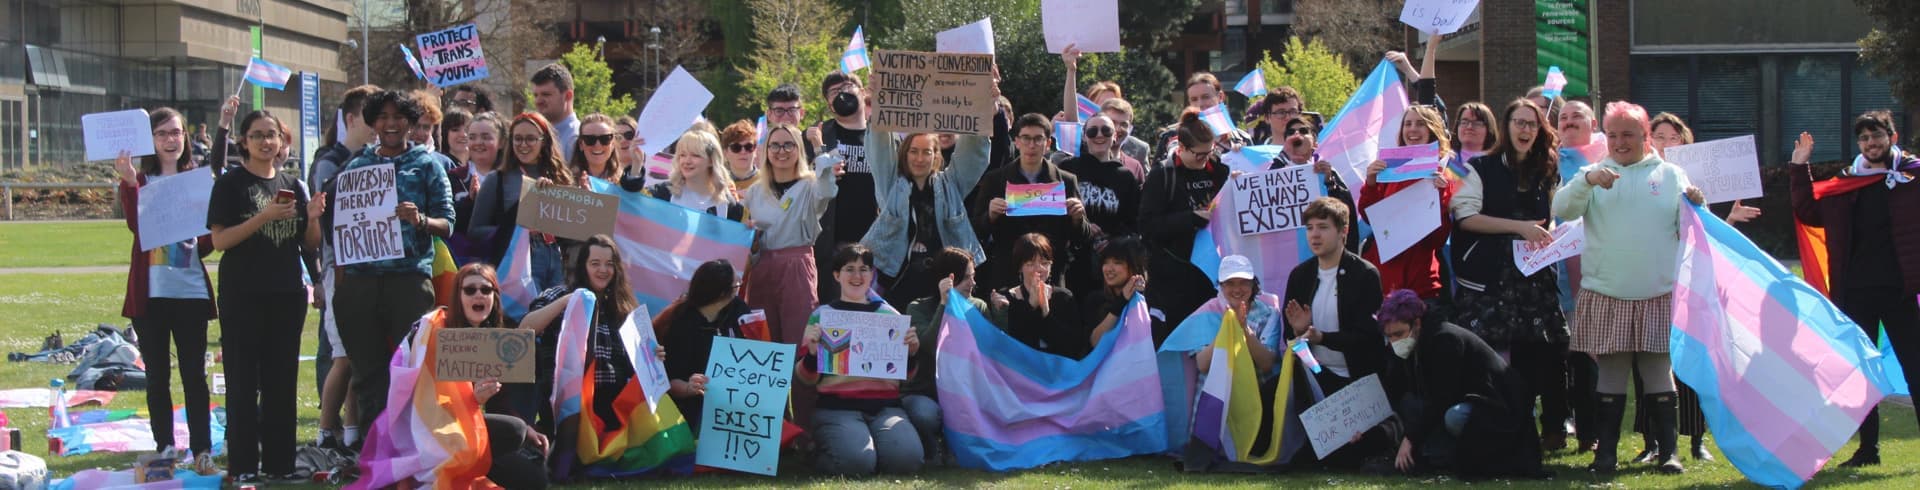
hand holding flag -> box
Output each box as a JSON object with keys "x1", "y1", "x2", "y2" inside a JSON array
[{"x1": 241, "y1": 57, "x2": 293, "y2": 92}]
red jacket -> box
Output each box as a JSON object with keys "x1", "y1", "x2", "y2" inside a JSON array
[
  {"x1": 1790, "y1": 157, "x2": 1920, "y2": 304},
  {"x1": 1358, "y1": 178, "x2": 1455, "y2": 299},
  {"x1": 119, "y1": 175, "x2": 218, "y2": 320}
]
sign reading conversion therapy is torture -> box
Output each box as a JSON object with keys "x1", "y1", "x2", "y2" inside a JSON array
[{"x1": 869, "y1": 50, "x2": 996, "y2": 136}]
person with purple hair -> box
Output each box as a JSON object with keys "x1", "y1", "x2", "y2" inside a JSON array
[{"x1": 1377, "y1": 289, "x2": 1545, "y2": 479}]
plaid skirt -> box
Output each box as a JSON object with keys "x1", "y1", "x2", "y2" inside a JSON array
[{"x1": 1571, "y1": 290, "x2": 1673, "y2": 354}]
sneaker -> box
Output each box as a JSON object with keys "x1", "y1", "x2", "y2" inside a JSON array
[
  {"x1": 231, "y1": 472, "x2": 262, "y2": 485},
  {"x1": 268, "y1": 469, "x2": 314, "y2": 484},
  {"x1": 191, "y1": 452, "x2": 217, "y2": 476}
]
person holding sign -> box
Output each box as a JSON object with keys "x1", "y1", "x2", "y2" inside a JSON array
[
  {"x1": 520, "y1": 235, "x2": 660, "y2": 446},
  {"x1": 1651, "y1": 113, "x2": 1760, "y2": 225},
  {"x1": 331, "y1": 90, "x2": 458, "y2": 441},
  {"x1": 206, "y1": 109, "x2": 327, "y2": 484},
  {"x1": 972, "y1": 114, "x2": 1092, "y2": 292},
  {"x1": 115, "y1": 107, "x2": 218, "y2": 474},
  {"x1": 657, "y1": 259, "x2": 756, "y2": 428},
  {"x1": 1552, "y1": 101, "x2": 1707, "y2": 475},
  {"x1": 1281, "y1": 197, "x2": 1393, "y2": 469},
  {"x1": 741, "y1": 123, "x2": 838, "y2": 351},
  {"x1": 569, "y1": 114, "x2": 626, "y2": 183},
  {"x1": 1138, "y1": 109, "x2": 1232, "y2": 330},
  {"x1": 470, "y1": 113, "x2": 575, "y2": 289},
  {"x1": 1375, "y1": 290, "x2": 1545, "y2": 478},
  {"x1": 797, "y1": 244, "x2": 925, "y2": 475},
  {"x1": 1360, "y1": 106, "x2": 1456, "y2": 301},
  {"x1": 633, "y1": 130, "x2": 744, "y2": 221},
  {"x1": 989, "y1": 234, "x2": 1090, "y2": 360},
  {"x1": 1268, "y1": 115, "x2": 1363, "y2": 253},
  {"x1": 863, "y1": 97, "x2": 995, "y2": 307}
]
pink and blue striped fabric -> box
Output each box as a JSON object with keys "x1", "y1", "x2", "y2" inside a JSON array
[
  {"x1": 399, "y1": 44, "x2": 427, "y2": 81},
  {"x1": 550, "y1": 289, "x2": 596, "y2": 442},
  {"x1": 1315, "y1": 60, "x2": 1408, "y2": 202},
  {"x1": 1075, "y1": 93, "x2": 1101, "y2": 121},
  {"x1": 52, "y1": 469, "x2": 224, "y2": 490},
  {"x1": 497, "y1": 226, "x2": 539, "y2": 321},
  {"x1": 1191, "y1": 188, "x2": 1316, "y2": 289},
  {"x1": 242, "y1": 57, "x2": 292, "y2": 90},
  {"x1": 588, "y1": 179, "x2": 756, "y2": 314},
  {"x1": 1233, "y1": 68, "x2": 1268, "y2": 98},
  {"x1": 1672, "y1": 205, "x2": 1895, "y2": 489},
  {"x1": 840, "y1": 26, "x2": 869, "y2": 73},
  {"x1": 936, "y1": 289, "x2": 1168, "y2": 471}
]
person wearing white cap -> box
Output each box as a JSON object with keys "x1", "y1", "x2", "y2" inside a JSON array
[{"x1": 1193, "y1": 254, "x2": 1284, "y2": 377}]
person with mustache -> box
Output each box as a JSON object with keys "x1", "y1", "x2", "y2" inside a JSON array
[
  {"x1": 1551, "y1": 99, "x2": 1600, "y2": 455},
  {"x1": 1790, "y1": 110, "x2": 1920, "y2": 468},
  {"x1": 1267, "y1": 115, "x2": 1362, "y2": 253}
]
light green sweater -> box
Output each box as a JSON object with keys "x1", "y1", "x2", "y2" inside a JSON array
[{"x1": 1551, "y1": 154, "x2": 1693, "y2": 300}]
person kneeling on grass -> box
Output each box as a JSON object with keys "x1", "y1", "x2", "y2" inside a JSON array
[
  {"x1": 798, "y1": 244, "x2": 926, "y2": 475},
  {"x1": 1377, "y1": 289, "x2": 1546, "y2": 480}
]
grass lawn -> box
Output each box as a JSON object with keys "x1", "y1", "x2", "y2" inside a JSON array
[
  {"x1": 0, "y1": 221, "x2": 136, "y2": 268},
  {"x1": 1, "y1": 272, "x2": 1915, "y2": 488}
]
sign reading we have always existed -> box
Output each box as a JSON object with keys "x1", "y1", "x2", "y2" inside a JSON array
[
  {"x1": 515, "y1": 184, "x2": 617, "y2": 241},
  {"x1": 696, "y1": 337, "x2": 796, "y2": 476},
  {"x1": 816, "y1": 310, "x2": 911, "y2": 380},
  {"x1": 434, "y1": 328, "x2": 534, "y2": 383},
  {"x1": 1230, "y1": 165, "x2": 1325, "y2": 236},
  {"x1": 869, "y1": 50, "x2": 996, "y2": 136},
  {"x1": 333, "y1": 165, "x2": 405, "y2": 266}
]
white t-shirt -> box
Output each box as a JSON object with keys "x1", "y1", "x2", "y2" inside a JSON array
[
  {"x1": 672, "y1": 186, "x2": 720, "y2": 215},
  {"x1": 1310, "y1": 266, "x2": 1349, "y2": 378}
]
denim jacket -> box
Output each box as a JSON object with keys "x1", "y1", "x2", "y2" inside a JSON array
[
  {"x1": 860, "y1": 130, "x2": 991, "y2": 276},
  {"x1": 334, "y1": 144, "x2": 454, "y2": 277}
]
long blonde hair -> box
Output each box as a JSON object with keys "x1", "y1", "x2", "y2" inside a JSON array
[
  {"x1": 669, "y1": 130, "x2": 736, "y2": 202},
  {"x1": 1399, "y1": 105, "x2": 1454, "y2": 161},
  {"x1": 755, "y1": 123, "x2": 816, "y2": 191}
]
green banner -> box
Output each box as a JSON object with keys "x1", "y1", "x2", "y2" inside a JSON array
[
  {"x1": 1536, "y1": 0, "x2": 1590, "y2": 98},
  {"x1": 250, "y1": 26, "x2": 264, "y2": 110}
]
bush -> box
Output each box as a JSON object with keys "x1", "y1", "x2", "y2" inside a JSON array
[{"x1": 1256, "y1": 37, "x2": 1361, "y2": 117}]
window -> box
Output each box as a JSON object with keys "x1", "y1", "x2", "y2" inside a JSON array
[
  {"x1": 1852, "y1": 62, "x2": 1905, "y2": 161},
  {"x1": 1781, "y1": 56, "x2": 1844, "y2": 163},
  {"x1": 1631, "y1": 56, "x2": 1689, "y2": 122},
  {"x1": 1694, "y1": 56, "x2": 1760, "y2": 144}
]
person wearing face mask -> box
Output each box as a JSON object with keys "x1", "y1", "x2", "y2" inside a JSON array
[
  {"x1": 815, "y1": 71, "x2": 878, "y2": 303},
  {"x1": 1553, "y1": 101, "x2": 1708, "y2": 475},
  {"x1": 1790, "y1": 110, "x2": 1920, "y2": 469},
  {"x1": 1154, "y1": 73, "x2": 1251, "y2": 168},
  {"x1": 864, "y1": 120, "x2": 992, "y2": 307},
  {"x1": 1269, "y1": 116, "x2": 1363, "y2": 253},
  {"x1": 1377, "y1": 289, "x2": 1544, "y2": 478}
]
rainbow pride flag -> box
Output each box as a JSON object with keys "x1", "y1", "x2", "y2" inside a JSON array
[
  {"x1": 1673, "y1": 205, "x2": 1895, "y2": 489},
  {"x1": 936, "y1": 290, "x2": 1167, "y2": 471},
  {"x1": 350, "y1": 309, "x2": 495, "y2": 490},
  {"x1": 549, "y1": 290, "x2": 696, "y2": 480},
  {"x1": 1315, "y1": 60, "x2": 1408, "y2": 202},
  {"x1": 429, "y1": 237, "x2": 458, "y2": 308}
]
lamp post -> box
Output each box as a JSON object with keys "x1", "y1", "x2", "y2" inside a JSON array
[
  {"x1": 359, "y1": 0, "x2": 369, "y2": 85},
  {"x1": 646, "y1": 26, "x2": 662, "y2": 94}
]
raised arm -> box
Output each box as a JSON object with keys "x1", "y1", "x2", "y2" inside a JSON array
[{"x1": 1061, "y1": 44, "x2": 1082, "y2": 123}]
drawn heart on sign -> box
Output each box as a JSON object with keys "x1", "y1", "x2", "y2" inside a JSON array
[
  {"x1": 740, "y1": 438, "x2": 761, "y2": 458},
  {"x1": 821, "y1": 327, "x2": 853, "y2": 353},
  {"x1": 495, "y1": 332, "x2": 529, "y2": 365}
]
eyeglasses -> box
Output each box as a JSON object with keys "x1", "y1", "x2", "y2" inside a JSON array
[
  {"x1": 1084, "y1": 126, "x2": 1114, "y2": 138},
  {"x1": 152, "y1": 129, "x2": 185, "y2": 139},
  {"x1": 620, "y1": 131, "x2": 636, "y2": 141},
  {"x1": 1459, "y1": 120, "x2": 1488, "y2": 129},
  {"x1": 729, "y1": 143, "x2": 757, "y2": 153},
  {"x1": 1510, "y1": 120, "x2": 1541, "y2": 130},
  {"x1": 511, "y1": 135, "x2": 545, "y2": 146},
  {"x1": 462, "y1": 285, "x2": 496, "y2": 296},
  {"x1": 767, "y1": 141, "x2": 798, "y2": 153},
  {"x1": 449, "y1": 99, "x2": 477, "y2": 108},
  {"x1": 579, "y1": 134, "x2": 615, "y2": 146},
  {"x1": 245, "y1": 131, "x2": 282, "y2": 142},
  {"x1": 769, "y1": 107, "x2": 801, "y2": 116},
  {"x1": 1016, "y1": 135, "x2": 1049, "y2": 144},
  {"x1": 1284, "y1": 127, "x2": 1313, "y2": 137},
  {"x1": 1184, "y1": 146, "x2": 1216, "y2": 159},
  {"x1": 1270, "y1": 108, "x2": 1303, "y2": 119}
]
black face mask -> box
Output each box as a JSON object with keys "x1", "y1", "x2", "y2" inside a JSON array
[{"x1": 831, "y1": 92, "x2": 861, "y2": 118}]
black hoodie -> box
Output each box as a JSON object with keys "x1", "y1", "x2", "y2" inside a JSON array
[
  {"x1": 1138, "y1": 154, "x2": 1229, "y2": 258},
  {"x1": 1058, "y1": 154, "x2": 1142, "y2": 241}
]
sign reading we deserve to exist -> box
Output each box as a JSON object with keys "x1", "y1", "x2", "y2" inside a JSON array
[
  {"x1": 869, "y1": 50, "x2": 996, "y2": 136},
  {"x1": 414, "y1": 23, "x2": 489, "y2": 87},
  {"x1": 696, "y1": 337, "x2": 796, "y2": 476}
]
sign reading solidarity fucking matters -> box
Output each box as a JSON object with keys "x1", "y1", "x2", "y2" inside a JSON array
[
  {"x1": 434, "y1": 328, "x2": 534, "y2": 383},
  {"x1": 414, "y1": 23, "x2": 489, "y2": 87},
  {"x1": 1230, "y1": 165, "x2": 1325, "y2": 236},
  {"x1": 696, "y1": 337, "x2": 795, "y2": 476},
  {"x1": 515, "y1": 184, "x2": 617, "y2": 241},
  {"x1": 332, "y1": 165, "x2": 405, "y2": 266},
  {"x1": 869, "y1": 50, "x2": 996, "y2": 136}
]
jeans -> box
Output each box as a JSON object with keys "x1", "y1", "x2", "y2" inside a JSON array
[
  {"x1": 902, "y1": 395, "x2": 943, "y2": 458},
  {"x1": 813, "y1": 407, "x2": 923, "y2": 475}
]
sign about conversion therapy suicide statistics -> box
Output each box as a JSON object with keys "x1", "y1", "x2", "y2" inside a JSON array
[
  {"x1": 415, "y1": 23, "x2": 488, "y2": 87},
  {"x1": 869, "y1": 50, "x2": 996, "y2": 136},
  {"x1": 696, "y1": 337, "x2": 795, "y2": 476},
  {"x1": 1230, "y1": 165, "x2": 1325, "y2": 236}
]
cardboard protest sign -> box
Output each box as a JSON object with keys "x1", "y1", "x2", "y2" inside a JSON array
[
  {"x1": 1300, "y1": 374, "x2": 1394, "y2": 459},
  {"x1": 1400, "y1": 0, "x2": 1480, "y2": 34},
  {"x1": 414, "y1": 23, "x2": 489, "y2": 87},
  {"x1": 81, "y1": 109, "x2": 155, "y2": 161},
  {"x1": 1230, "y1": 165, "x2": 1325, "y2": 236},
  {"x1": 1006, "y1": 182, "x2": 1068, "y2": 217},
  {"x1": 136, "y1": 167, "x2": 214, "y2": 251},
  {"x1": 515, "y1": 184, "x2": 617, "y2": 241},
  {"x1": 869, "y1": 50, "x2": 996, "y2": 136},
  {"x1": 433, "y1": 328, "x2": 534, "y2": 383},
  {"x1": 332, "y1": 165, "x2": 405, "y2": 266},
  {"x1": 816, "y1": 310, "x2": 911, "y2": 380},
  {"x1": 1662, "y1": 135, "x2": 1762, "y2": 204},
  {"x1": 1515, "y1": 218, "x2": 1585, "y2": 276},
  {"x1": 1364, "y1": 183, "x2": 1442, "y2": 262},
  {"x1": 617, "y1": 305, "x2": 671, "y2": 411},
  {"x1": 696, "y1": 337, "x2": 796, "y2": 475}
]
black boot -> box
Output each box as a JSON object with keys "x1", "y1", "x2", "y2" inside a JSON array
[
  {"x1": 1691, "y1": 436, "x2": 1713, "y2": 462},
  {"x1": 1650, "y1": 392, "x2": 1685, "y2": 474},
  {"x1": 1588, "y1": 394, "x2": 1625, "y2": 474},
  {"x1": 1632, "y1": 432, "x2": 1658, "y2": 464},
  {"x1": 1841, "y1": 406, "x2": 1882, "y2": 467}
]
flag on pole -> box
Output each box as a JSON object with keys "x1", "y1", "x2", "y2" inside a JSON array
[
  {"x1": 1234, "y1": 68, "x2": 1268, "y2": 98},
  {"x1": 1200, "y1": 103, "x2": 1235, "y2": 137},
  {"x1": 242, "y1": 57, "x2": 293, "y2": 90},
  {"x1": 1542, "y1": 66, "x2": 1568, "y2": 99},
  {"x1": 840, "y1": 26, "x2": 870, "y2": 73},
  {"x1": 399, "y1": 44, "x2": 428, "y2": 80},
  {"x1": 1075, "y1": 93, "x2": 1101, "y2": 121}
]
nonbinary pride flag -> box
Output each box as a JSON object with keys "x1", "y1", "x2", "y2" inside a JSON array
[
  {"x1": 1316, "y1": 60, "x2": 1409, "y2": 203},
  {"x1": 937, "y1": 290, "x2": 1168, "y2": 471},
  {"x1": 1672, "y1": 205, "x2": 1893, "y2": 489},
  {"x1": 1234, "y1": 68, "x2": 1268, "y2": 98},
  {"x1": 841, "y1": 26, "x2": 870, "y2": 73},
  {"x1": 242, "y1": 57, "x2": 293, "y2": 90}
]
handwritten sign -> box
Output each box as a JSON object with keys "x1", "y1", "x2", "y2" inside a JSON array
[
  {"x1": 1375, "y1": 143, "x2": 1442, "y2": 183},
  {"x1": 332, "y1": 165, "x2": 405, "y2": 266},
  {"x1": 869, "y1": 50, "x2": 996, "y2": 136},
  {"x1": 696, "y1": 337, "x2": 795, "y2": 476},
  {"x1": 1662, "y1": 135, "x2": 1762, "y2": 204},
  {"x1": 81, "y1": 109, "x2": 156, "y2": 161},
  {"x1": 816, "y1": 310, "x2": 911, "y2": 380},
  {"x1": 1514, "y1": 218, "x2": 1584, "y2": 276},
  {"x1": 1041, "y1": 0, "x2": 1122, "y2": 52},
  {"x1": 1300, "y1": 374, "x2": 1394, "y2": 459},
  {"x1": 1230, "y1": 166, "x2": 1325, "y2": 236},
  {"x1": 1364, "y1": 183, "x2": 1442, "y2": 262},
  {"x1": 433, "y1": 328, "x2": 534, "y2": 383},
  {"x1": 635, "y1": 67, "x2": 714, "y2": 156},
  {"x1": 515, "y1": 184, "x2": 616, "y2": 241},
  {"x1": 618, "y1": 305, "x2": 670, "y2": 410},
  {"x1": 1006, "y1": 182, "x2": 1068, "y2": 217},
  {"x1": 936, "y1": 17, "x2": 995, "y2": 55},
  {"x1": 136, "y1": 167, "x2": 214, "y2": 251},
  {"x1": 1400, "y1": 0, "x2": 1480, "y2": 34},
  {"x1": 414, "y1": 23, "x2": 489, "y2": 87}
]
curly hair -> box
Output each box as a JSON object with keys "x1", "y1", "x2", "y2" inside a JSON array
[{"x1": 360, "y1": 90, "x2": 425, "y2": 127}]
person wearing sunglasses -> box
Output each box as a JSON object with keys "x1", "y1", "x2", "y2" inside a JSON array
[
  {"x1": 863, "y1": 105, "x2": 994, "y2": 307},
  {"x1": 720, "y1": 120, "x2": 761, "y2": 192},
  {"x1": 1269, "y1": 115, "x2": 1363, "y2": 254},
  {"x1": 1056, "y1": 113, "x2": 1143, "y2": 299},
  {"x1": 1138, "y1": 108, "x2": 1232, "y2": 329},
  {"x1": 469, "y1": 113, "x2": 574, "y2": 290},
  {"x1": 568, "y1": 113, "x2": 625, "y2": 183}
]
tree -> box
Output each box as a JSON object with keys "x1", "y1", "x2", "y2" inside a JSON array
[
  {"x1": 545, "y1": 43, "x2": 638, "y2": 118},
  {"x1": 1858, "y1": 0, "x2": 1920, "y2": 109},
  {"x1": 1118, "y1": 0, "x2": 1204, "y2": 50},
  {"x1": 1257, "y1": 37, "x2": 1361, "y2": 117},
  {"x1": 1290, "y1": 0, "x2": 1404, "y2": 77},
  {"x1": 1077, "y1": 50, "x2": 1180, "y2": 128},
  {"x1": 736, "y1": 0, "x2": 849, "y2": 125}
]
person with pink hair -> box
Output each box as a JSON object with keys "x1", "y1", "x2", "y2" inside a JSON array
[{"x1": 1550, "y1": 101, "x2": 1705, "y2": 475}]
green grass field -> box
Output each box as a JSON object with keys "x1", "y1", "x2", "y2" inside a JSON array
[
  {"x1": 0, "y1": 221, "x2": 137, "y2": 268},
  {"x1": 0, "y1": 221, "x2": 1912, "y2": 488}
]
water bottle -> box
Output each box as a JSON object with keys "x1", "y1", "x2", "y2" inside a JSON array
[{"x1": 48, "y1": 379, "x2": 69, "y2": 429}]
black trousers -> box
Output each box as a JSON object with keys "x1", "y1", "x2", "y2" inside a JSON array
[
  {"x1": 132, "y1": 298, "x2": 213, "y2": 453},
  {"x1": 1510, "y1": 341, "x2": 1569, "y2": 438},
  {"x1": 1837, "y1": 286, "x2": 1920, "y2": 449},
  {"x1": 1567, "y1": 352, "x2": 1599, "y2": 443},
  {"x1": 485, "y1": 414, "x2": 550, "y2": 489},
  {"x1": 334, "y1": 273, "x2": 435, "y2": 431},
  {"x1": 218, "y1": 290, "x2": 306, "y2": 475}
]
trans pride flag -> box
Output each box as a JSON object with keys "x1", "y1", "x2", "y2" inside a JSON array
[
  {"x1": 242, "y1": 57, "x2": 293, "y2": 90},
  {"x1": 841, "y1": 26, "x2": 870, "y2": 73},
  {"x1": 1234, "y1": 68, "x2": 1268, "y2": 98},
  {"x1": 497, "y1": 227, "x2": 539, "y2": 321},
  {"x1": 350, "y1": 309, "x2": 495, "y2": 490},
  {"x1": 1316, "y1": 60, "x2": 1408, "y2": 202},
  {"x1": 588, "y1": 179, "x2": 756, "y2": 315},
  {"x1": 937, "y1": 290, "x2": 1167, "y2": 471},
  {"x1": 1075, "y1": 93, "x2": 1101, "y2": 121},
  {"x1": 548, "y1": 290, "x2": 697, "y2": 479},
  {"x1": 1192, "y1": 182, "x2": 1318, "y2": 289},
  {"x1": 1673, "y1": 205, "x2": 1895, "y2": 489}
]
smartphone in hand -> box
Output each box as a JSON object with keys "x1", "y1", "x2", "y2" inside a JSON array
[{"x1": 275, "y1": 189, "x2": 297, "y2": 204}]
